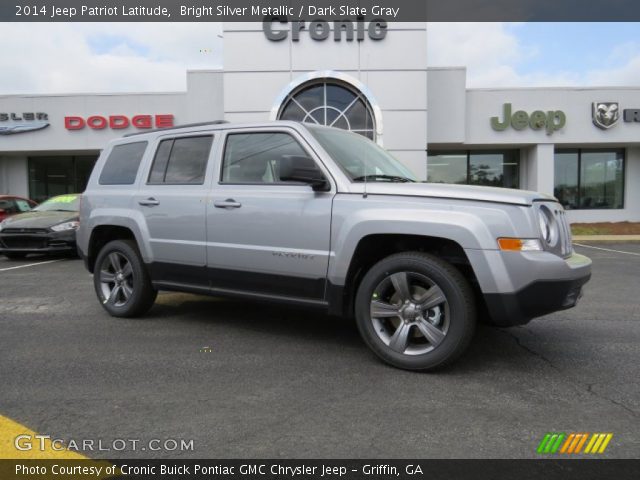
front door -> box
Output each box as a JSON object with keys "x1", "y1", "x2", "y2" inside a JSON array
[{"x1": 206, "y1": 129, "x2": 334, "y2": 301}]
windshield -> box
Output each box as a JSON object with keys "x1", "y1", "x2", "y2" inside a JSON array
[
  {"x1": 307, "y1": 126, "x2": 417, "y2": 182},
  {"x1": 33, "y1": 194, "x2": 80, "y2": 212}
]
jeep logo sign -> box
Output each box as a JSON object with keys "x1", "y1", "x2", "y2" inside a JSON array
[
  {"x1": 263, "y1": 17, "x2": 387, "y2": 41},
  {"x1": 491, "y1": 103, "x2": 566, "y2": 135}
]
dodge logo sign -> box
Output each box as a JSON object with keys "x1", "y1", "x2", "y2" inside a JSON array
[{"x1": 592, "y1": 102, "x2": 620, "y2": 129}]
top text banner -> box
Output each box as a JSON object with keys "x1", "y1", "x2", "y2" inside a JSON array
[{"x1": 4, "y1": 0, "x2": 640, "y2": 22}]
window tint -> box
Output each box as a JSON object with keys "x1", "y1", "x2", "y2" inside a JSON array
[
  {"x1": 148, "y1": 139, "x2": 172, "y2": 184},
  {"x1": 148, "y1": 136, "x2": 213, "y2": 185},
  {"x1": 221, "y1": 133, "x2": 310, "y2": 184},
  {"x1": 99, "y1": 142, "x2": 147, "y2": 185}
]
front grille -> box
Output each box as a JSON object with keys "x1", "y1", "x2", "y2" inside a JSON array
[
  {"x1": 555, "y1": 208, "x2": 573, "y2": 257},
  {"x1": 2, "y1": 228, "x2": 49, "y2": 234},
  {"x1": 1, "y1": 237, "x2": 47, "y2": 249}
]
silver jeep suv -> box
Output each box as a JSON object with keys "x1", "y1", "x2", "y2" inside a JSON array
[{"x1": 78, "y1": 121, "x2": 591, "y2": 370}]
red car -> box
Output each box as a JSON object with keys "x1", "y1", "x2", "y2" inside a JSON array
[{"x1": 0, "y1": 195, "x2": 37, "y2": 222}]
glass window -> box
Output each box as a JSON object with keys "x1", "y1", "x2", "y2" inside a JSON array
[
  {"x1": 308, "y1": 126, "x2": 415, "y2": 182},
  {"x1": 148, "y1": 136, "x2": 213, "y2": 185},
  {"x1": 427, "y1": 150, "x2": 520, "y2": 189},
  {"x1": 99, "y1": 142, "x2": 147, "y2": 185},
  {"x1": 33, "y1": 194, "x2": 80, "y2": 212},
  {"x1": 554, "y1": 149, "x2": 624, "y2": 209},
  {"x1": 554, "y1": 151, "x2": 579, "y2": 209},
  {"x1": 427, "y1": 152, "x2": 467, "y2": 184},
  {"x1": 221, "y1": 133, "x2": 311, "y2": 184},
  {"x1": 15, "y1": 200, "x2": 33, "y2": 212},
  {"x1": 469, "y1": 151, "x2": 519, "y2": 188},
  {"x1": 29, "y1": 155, "x2": 99, "y2": 202},
  {"x1": 148, "y1": 139, "x2": 173, "y2": 184},
  {"x1": 0, "y1": 199, "x2": 16, "y2": 214},
  {"x1": 278, "y1": 80, "x2": 376, "y2": 140}
]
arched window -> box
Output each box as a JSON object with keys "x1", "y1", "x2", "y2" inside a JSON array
[{"x1": 277, "y1": 80, "x2": 377, "y2": 140}]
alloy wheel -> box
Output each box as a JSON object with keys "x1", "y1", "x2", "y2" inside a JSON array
[{"x1": 370, "y1": 271, "x2": 450, "y2": 355}]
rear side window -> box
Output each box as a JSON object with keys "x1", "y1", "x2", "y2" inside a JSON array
[
  {"x1": 99, "y1": 141, "x2": 148, "y2": 185},
  {"x1": 148, "y1": 135, "x2": 213, "y2": 185}
]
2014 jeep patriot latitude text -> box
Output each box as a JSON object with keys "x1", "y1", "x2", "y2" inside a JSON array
[{"x1": 78, "y1": 121, "x2": 592, "y2": 370}]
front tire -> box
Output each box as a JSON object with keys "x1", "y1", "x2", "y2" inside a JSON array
[
  {"x1": 93, "y1": 239, "x2": 157, "y2": 317},
  {"x1": 355, "y1": 252, "x2": 476, "y2": 371}
]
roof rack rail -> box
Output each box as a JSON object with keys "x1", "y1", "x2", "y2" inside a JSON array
[{"x1": 123, "y1": 120, "x2": 229, "y2": 137}]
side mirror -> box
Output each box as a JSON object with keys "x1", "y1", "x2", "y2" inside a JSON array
[{"x1": 279, "y1": 155, "x2": 330, "y2": 192}]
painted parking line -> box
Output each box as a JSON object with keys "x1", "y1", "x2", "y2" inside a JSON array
[
  {"x1": 573, "y1": 243, "x2": 640, "y2": 256},
  {"x1": 0, "y1": 414, "x2": 85, "y2": 459},
  {"x1": 0, "y1": 259, "x2": 63, "y2": 272}
]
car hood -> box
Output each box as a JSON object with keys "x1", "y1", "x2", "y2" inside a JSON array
[
  {"x1": 0, "y1": 210, "x2": 78, "y2": 229},
  {"x1": 346, "y1": 182, "x2": 555, "y2": 206}
]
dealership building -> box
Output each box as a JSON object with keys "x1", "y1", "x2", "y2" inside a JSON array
[{"x1": 1, "y1": 21, "x2": 638, "y2": 222}]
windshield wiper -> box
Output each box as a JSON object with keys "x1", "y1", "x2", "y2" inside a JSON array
[{"x1": 352, "y1": 174, "x2": 415, "y2": 183}]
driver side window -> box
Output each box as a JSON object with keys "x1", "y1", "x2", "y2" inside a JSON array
[{"x1": 221, "y1": 132, "x2": 309, "y2": 184}]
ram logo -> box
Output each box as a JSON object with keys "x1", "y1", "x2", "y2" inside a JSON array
[{"x1": 592, "y1": 102, "x2": 620, "y2": 129}]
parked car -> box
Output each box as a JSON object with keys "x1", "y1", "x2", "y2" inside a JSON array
[
  {"x1": 0, "y1": 195, "x2": 37, "y2": 222},
  {"x1": 0, "y1": 193, "x2": 81, "y2": 259},
  {"x1": 78, "y1": 121, "x2": 591, "y2": 371}
]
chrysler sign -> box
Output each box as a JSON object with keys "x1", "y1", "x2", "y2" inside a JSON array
[{"x1": 0, "y1": 112, "x2": 49, "y2": 135}]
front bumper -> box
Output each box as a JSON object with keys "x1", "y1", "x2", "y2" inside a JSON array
[
  {"x1": 0, "y1": 229, "x2": 77, "y2": 254},
  {"x1": 480, "y1": 251, "x2": 592, "y2": 326}
]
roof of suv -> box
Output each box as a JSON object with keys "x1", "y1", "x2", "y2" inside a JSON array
[{"x1": 121, "y1": 120, "x2": 314, "y2": 140}]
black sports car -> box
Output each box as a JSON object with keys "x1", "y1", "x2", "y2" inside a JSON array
[{"x1": 0, "y1": 194, "x2": 81, "y2": 259}]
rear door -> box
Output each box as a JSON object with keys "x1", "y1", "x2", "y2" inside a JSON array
[
  {"x1": 206, "y1": 128, "x2": 335, "y2": 302},
  {"x1": 134, "y1": 133, "x2": 216, "y2": 287}
]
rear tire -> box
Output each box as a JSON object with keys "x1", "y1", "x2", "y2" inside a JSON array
[
  {"x1": 93, "y1": 239, "x2": 157, "y2": 317},
  {"x1": 355, "y1": 252, "x2": 476, "y2": 371}
]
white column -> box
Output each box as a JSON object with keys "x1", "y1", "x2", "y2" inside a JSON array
[{"x1": 526, "y1": 143, "x2": 555, "y2": 195}]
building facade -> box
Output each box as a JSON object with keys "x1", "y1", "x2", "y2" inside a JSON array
[{"x1": 0, "y1": 22, "x2": 638, "y2": 222}]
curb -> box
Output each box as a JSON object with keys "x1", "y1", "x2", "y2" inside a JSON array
[{"x1": 573, "y1": 235, "x2": 640, "y2": 243}]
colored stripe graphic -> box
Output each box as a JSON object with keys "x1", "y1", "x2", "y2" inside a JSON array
[
  {"x1": 584, "y1": 433, "x2": 613, "y2": 454},
  {"x1": 537, "y1": 433, "x2": 565, "y2": 453},
  {"x1": 538, "y1": 433, "x2": 613, "y2": 454}
]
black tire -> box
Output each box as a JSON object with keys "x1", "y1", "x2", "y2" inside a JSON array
[
  {"x1": 354, "y1": 252, "x2": 476, "y2": 371},
  {"x1": 93, "y1": 239, "x2": 157, "y2": 317},
  {"x1": 4, "y1": 252, "x2": 27, "y2": 260}
]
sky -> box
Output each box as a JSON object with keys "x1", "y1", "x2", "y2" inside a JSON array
[{"x1": 1, "y1": 22, "x2": 640, "y2": 94}]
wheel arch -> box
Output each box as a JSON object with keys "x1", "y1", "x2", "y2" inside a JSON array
[
  {"x1": 87, "y1": 225, "x2": 139, "y2": 273},
  {"x1": 327, "y1": 233, "x2": 480, "y2": 317}
]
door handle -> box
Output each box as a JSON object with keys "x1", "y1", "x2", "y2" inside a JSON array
[
  {"x1": 214, "y1": 199, "x2": 242, "y2": 209},
  {"x1": 138, "y1": 197, "x2": 160, "y2": 206}
]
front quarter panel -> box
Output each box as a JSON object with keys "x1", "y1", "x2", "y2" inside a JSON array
[{"x1": 328, "y1": 194, "x2": 538, "y2": 286}]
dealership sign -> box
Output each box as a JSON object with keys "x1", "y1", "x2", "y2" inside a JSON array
[
  {"x1": 0, "y1": 112, "x2": 49, "y2": 135},
  {"x1": 491, "y1": 103, "x2": 566, "y2": 135},
  {"x1": 65, "y1": 114, "x2": 174, "y2": 130},
  {"x1": 263, "y1": 18, "x2": 387, "y2": 41}
]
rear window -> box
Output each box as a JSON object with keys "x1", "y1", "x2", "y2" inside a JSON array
[
  {"x1": 99, "y1": 141, "x2": 148, "y2": 185},
  {"x1": 148, "y1": 135, "x2": 213, "y2": 185}
]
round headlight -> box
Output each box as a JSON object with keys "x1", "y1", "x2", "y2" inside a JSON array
[{"x1": 538, "y1": 205, "x2": 559, "y2": 246}]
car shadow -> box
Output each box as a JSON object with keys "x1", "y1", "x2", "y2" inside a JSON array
[{"x1": 144, "y1": 292, "x2": 536, "y2": 373}]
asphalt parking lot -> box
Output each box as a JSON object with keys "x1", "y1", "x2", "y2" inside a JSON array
[{"x1": 0, "y1": 243, "x2": 638, "y2": 459}]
